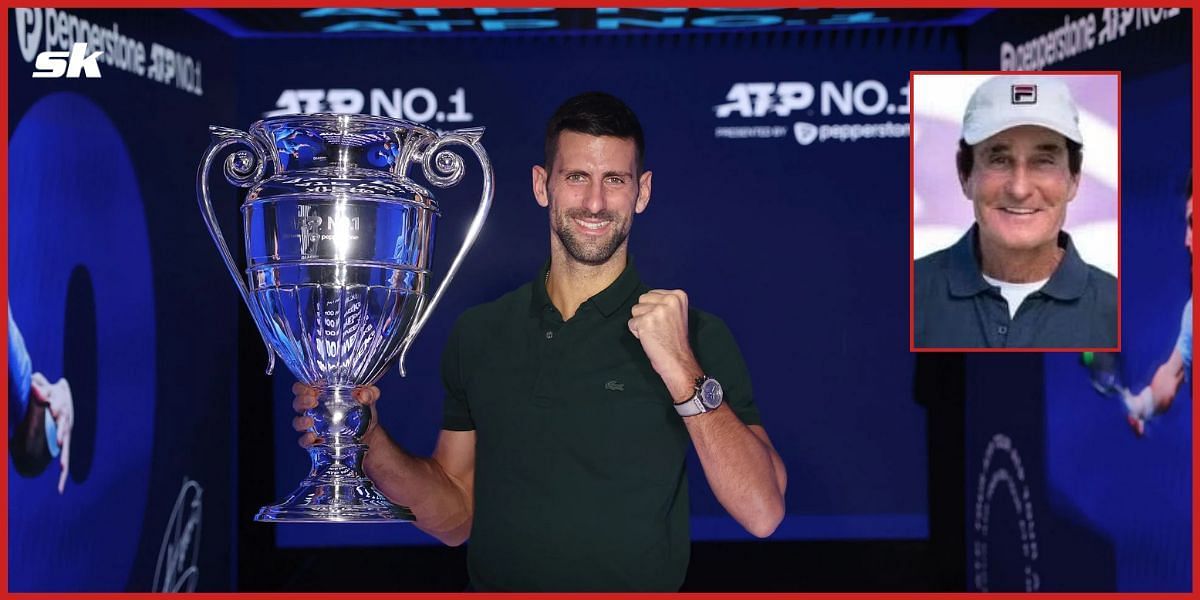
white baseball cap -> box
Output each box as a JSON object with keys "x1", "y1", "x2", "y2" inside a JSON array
[{"x1": 961, "y1": 75, "x2": 1083, "y2": 146}]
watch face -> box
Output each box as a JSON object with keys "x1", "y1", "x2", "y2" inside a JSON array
[{"x1": 700, "y1": 378, "x2": 723, "y2": 409}]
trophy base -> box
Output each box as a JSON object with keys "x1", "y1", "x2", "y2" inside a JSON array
[
  {"x1": 255, "y1": 481, "x2": 415, "y2": 523},
  {"x1": 258, "y1": 397, "x2": 414, "y2": 523}
]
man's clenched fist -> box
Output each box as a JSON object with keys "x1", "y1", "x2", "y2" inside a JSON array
[{"x1": 628, "y1": 289, "x2": 703, "y2": 401}]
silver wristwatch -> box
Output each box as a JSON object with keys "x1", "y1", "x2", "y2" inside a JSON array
[{"x1": 674, "y1": 375, "x2": 723, "y2": 417}]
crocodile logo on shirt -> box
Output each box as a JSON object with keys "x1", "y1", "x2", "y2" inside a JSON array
[{"x1": 604, "y1": 380, "x2": 625, "y2": 392}]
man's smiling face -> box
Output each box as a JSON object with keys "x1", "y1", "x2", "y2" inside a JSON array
[
  {"x1": 963, "y1": 124, "x2": 1080, "y2": 255},
  {"x1": 541, "y1": 131, "x2": 649, "y2": 266}
]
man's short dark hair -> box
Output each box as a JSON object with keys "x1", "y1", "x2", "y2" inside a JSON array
[
  {"x1": 956, "y1": 137, "x2": 1083, "y2": 182},
  {"x1": 544, "y1": 92, "x2": 645, "y2": 174}
]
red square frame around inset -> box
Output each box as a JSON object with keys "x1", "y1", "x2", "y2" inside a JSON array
[{"x1": 909, "y1": 69, "x2": 1123, "y2": 354}]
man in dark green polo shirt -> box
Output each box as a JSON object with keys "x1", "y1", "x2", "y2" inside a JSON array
[{"x1": 293, "y1": 92, "x2": 786, "y2": 591}]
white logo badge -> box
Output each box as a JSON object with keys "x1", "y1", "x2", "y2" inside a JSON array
[
  {"x1": 14, "y1": 8, "x2": 43, "y2": 63},
  {"x1": 33, "y1": 42, "x2": 103, "y2": 79},
  {"x1": 1010, "y1": 84, "x2": 1037, "y2": 105},
  {"x1": 793, "y1": 122, "x2": 818, "y2": 146}
]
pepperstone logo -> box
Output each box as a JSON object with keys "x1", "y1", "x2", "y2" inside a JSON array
[
  {"x1": 713, "y1": 79, "x2": 910, "y2": 147},
  {"x1": 15, "y1": 8, "x2": 42, "y2": 62},
  {"x1": 793, "y1": 122, "x2": 818, "y2": 146},
  {"x1": 13, "y1": 8, "x2": 205, "y2": 95},
  {"x1": 998, "y1": 9, "x2": 1182, "y2": 71}
]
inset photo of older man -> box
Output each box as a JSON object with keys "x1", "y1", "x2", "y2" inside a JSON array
[{"x1": 911, "y1": 72, "x2": 1119, "y2": 351}]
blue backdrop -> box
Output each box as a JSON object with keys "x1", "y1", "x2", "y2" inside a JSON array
[
  {"x1": 6, "y1": 7, "x2": 1191, "y2": 593},
  {"x1": 963, "y1": 8, "x2": 1191, "y2": 592},
  {"x1": 232, "y1": 28, "x2": 957, "y2": 547},
  {"x1": 7, "y1": 9, "x2": 238, "y2": 592}
]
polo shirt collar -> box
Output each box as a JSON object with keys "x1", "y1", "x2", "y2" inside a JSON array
[
  {"x1": 946, "y1": 225, "x2": 992, "y2": 298},
  {"x1": 530, "y1": 257, "x2": 643, "y2": 318},
  {"x1": 947, "y1": 224, "x2": 1088, "y2": 301},
  {"x1": 1039, "y1": 231, "x2": 1089, "y2": 300}
]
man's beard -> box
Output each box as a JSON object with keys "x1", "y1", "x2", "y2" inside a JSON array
[{"x1": 552, "y1": 206, "x2": 630, "y2": 266}]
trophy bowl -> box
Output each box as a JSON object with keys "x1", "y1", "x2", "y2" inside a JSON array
[{"x1": 197, "y1": 114, "x2": 492, "y2": 522}]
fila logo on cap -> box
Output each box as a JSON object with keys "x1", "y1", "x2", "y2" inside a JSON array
[{"x1": 1010, "y1": 84, "x2": 1037, "y2": 104}]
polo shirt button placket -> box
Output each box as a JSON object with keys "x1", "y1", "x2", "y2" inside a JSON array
[{"x1": 535, "y1": 316, "x2": 563, "y2": 407}]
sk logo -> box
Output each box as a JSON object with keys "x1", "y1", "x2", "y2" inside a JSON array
[
  {"x1": 33, "y1": 42, "x2": 103, "y2": 79},
  {"x1": 793, "y1": 122, "x2": 818, "y2": 146},
  {"x1": 604, "y1": 380, "x2": 625, "y2": 392}
]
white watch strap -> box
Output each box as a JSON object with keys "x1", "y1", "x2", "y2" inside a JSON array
[{"x1": 674, "y1": 396, "x2": 705, "y2": 417}]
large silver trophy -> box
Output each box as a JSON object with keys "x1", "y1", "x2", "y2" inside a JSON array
[{"x1": 197, "y1": 114, "x2": 492, "y2": 522}]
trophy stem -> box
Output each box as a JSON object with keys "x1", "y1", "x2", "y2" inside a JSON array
[{"x1": 255, "y1": 388, "x2": 414, "y2": 522}]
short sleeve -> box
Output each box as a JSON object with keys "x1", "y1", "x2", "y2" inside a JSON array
[
  {"x1": 9, "y1": 306, "x2": 32, "y2": 414},
  {"x1": 440, "y1": 316, "x2": 476, "y2": 431},
  {"x1": 690, "y1": 311, "x2": 761, "y2": 427},
  {"x1": 1176, "y1": 297, "x2": 1192, "y2": 371}
]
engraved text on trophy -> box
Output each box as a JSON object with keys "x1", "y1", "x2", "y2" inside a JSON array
[{"x1": 295, "y1": 204, "x2": 361, "y2": 258}]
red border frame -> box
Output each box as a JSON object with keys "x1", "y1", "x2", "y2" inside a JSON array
[
  {"x1": 908, "y1": 70, "x2": 1123, "y2": 353},
  {"x1": 1, "y1": 5, "x2": 9, "y2": 596},
  {"x1": 0, "y1": 3, "x2": 1195, "y2": 599}
]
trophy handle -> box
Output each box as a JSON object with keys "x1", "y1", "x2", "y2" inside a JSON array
[
  {"x1": 196, "y1": 126, "x2": 278, "y2": 375},
  {"x1": 396, "y1": 127, "x2": 494, "y2": 376}
]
